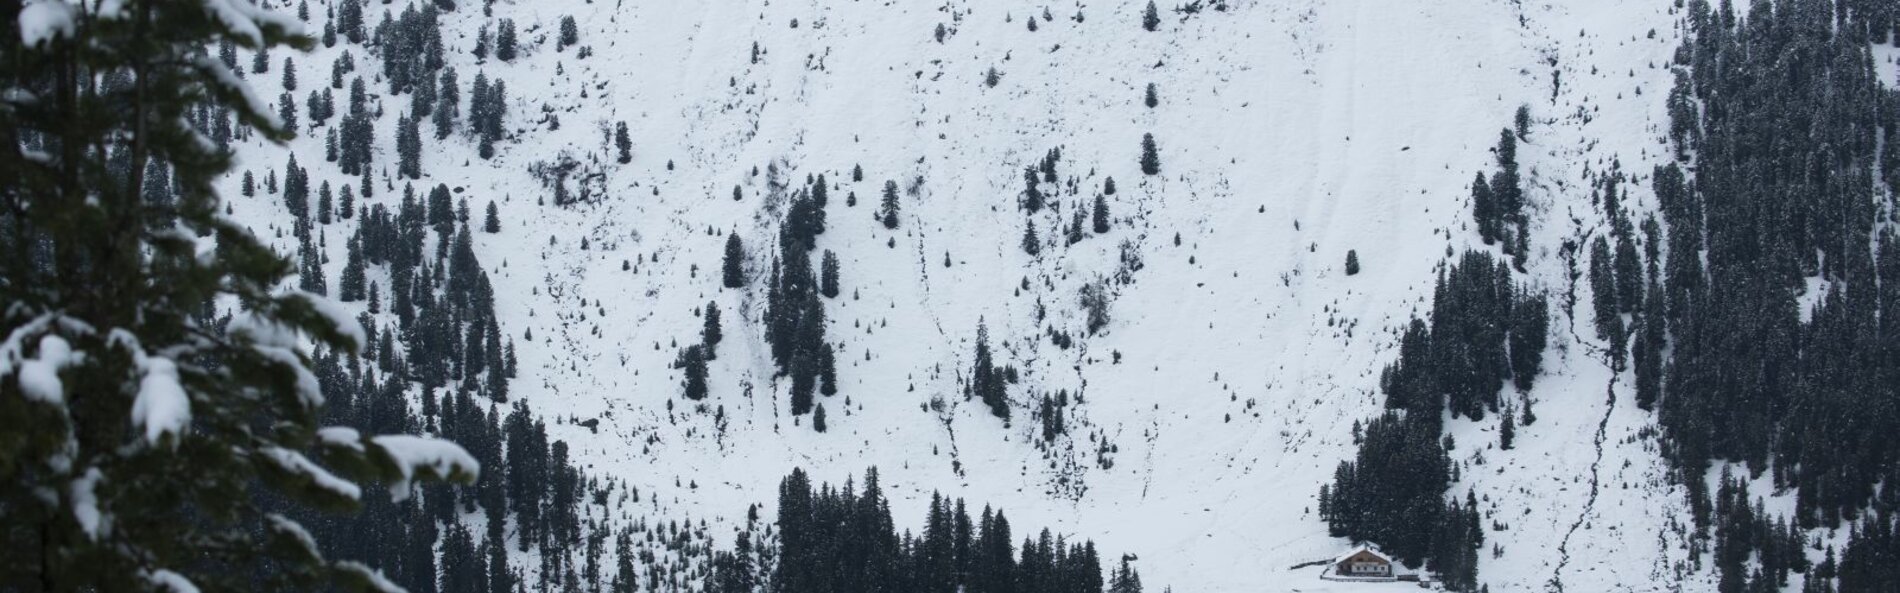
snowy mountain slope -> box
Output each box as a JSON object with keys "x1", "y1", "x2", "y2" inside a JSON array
[{"x1": 219, "y1": 0, "x2": 1718, "y2": 589}]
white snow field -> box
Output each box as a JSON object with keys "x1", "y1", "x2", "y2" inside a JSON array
[{"x1": 223, "y1": 0, "x2": 1722, "y2": 589}]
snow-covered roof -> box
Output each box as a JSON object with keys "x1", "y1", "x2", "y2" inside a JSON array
[{"x1": 1331, "y1": 545, "x2": 1392, "y2": 566}]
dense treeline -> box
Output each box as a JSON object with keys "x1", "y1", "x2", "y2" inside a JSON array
[
  {"x1": 1322, "y1": 249, "x2": 1544, "y2": 591},
  {"x1": 774, "y1": 468, "x2": 1136, "y2": 593},
  {"x1": 1655, "y1": 2, "x2": 1900, "y2": 591}
]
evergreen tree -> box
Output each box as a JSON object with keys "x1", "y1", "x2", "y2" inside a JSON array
[
  {"x1": 559, "y1": 15, "x2": 580, "y2": 49},
  {"x1": 879, "y1": 180, "x2": 902, "y2": 229},
  {"x1": 813, "y1": 403, "x2": 828, "y2": 432},
  {"x1": 615, "y1": 121, "x2": 632, "y2": 164},
  {"x1": 1143, "y1": 83, "x2": 1158, "y2": 108},
  {"x1": 1139, "y1": 133, "x2": 1160, "y2": 175},
  {"x1": 434, "y1": 68, "x2": 459, "y2": 139},
  {"x1": 484, "y1": 200, "x2": 501, "y2": 233},
  {"x1": 317, "y1": 180, "x2": 333, "y2": 224},
  {"x1": 724, "y1": 233, "x2": 746, "y2": 288},
  {"x1": 703, "y1": 302, "x2": 724, "y2": 357},
  {"x1": 281, "y1": 56, "x2": 298, "y2": 90},
  {"x1": 1092, "y1": 195, "x2": 1111, "y2": 234},
  {"x1": 680, "y1": 345, "x2": 709, "y2": 400},
  {"x1": 1345, "y1": 250, "x2": 1361, "y2": 276},
  {"x1": 496, "y1": 19, "x2": 518, "y2": 61},
  {"x1": 971, "y1": 323, "x2": 1009, "y2": 420},
  {"x1": 341, "y1": 237, "x2": 368, "y2": 302},
  {"x1": 1500, "y1": 408, "x2": 1516, "y2": 450},
  {"x1": 1023, "y1": 222, "x2": 1042, "y2": 256},
  {"x1": 397, "y1": 113, "x2": 423, "y2": 179},
  {"x1": 820, "y1": 250, "x2": 841, "y2": 298},
  {"x1": 0, "y1": 4, "x2": 475, "y2": 590},
  {"x1": 1142, "y1": 1, "x2": 1160, "y2": 31}
]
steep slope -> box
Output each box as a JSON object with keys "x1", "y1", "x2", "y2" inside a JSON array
[{"x1": 220, "y1": 0, "x2": 1709, "y2": 589}]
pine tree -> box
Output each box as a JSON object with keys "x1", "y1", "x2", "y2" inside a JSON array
[
  {"x1": 703, "y1": 302, "x2": 724, "y2": 357},
  {"x1": 1345, "y1": 250, "x2": 1361, "y2": 276},
  {"x1": 435, "y1": 68, "x2": 459, "y2": 139},
  {"x1": 559, "y1": 15, "x2": 580, "y2": 50},
  {"x1": 723, "y1": 233, "x2": 746, "y2": 288},
  {"x1": 316, "y1": 180, "x2": 333, "y2": 224},
  {"x1": 820, "y1": 250, "x2": 841, "y2": 298},
  {"x1": 971, "y1": 323, "x2": 1009, "y2": 420},
  {"x1": 813, "y1": 403, "x2": 828, "y2": 432},
  {"x1": 615, "y1": 121, "x2": 632, "y2": 164},
  {"x1": 879, "y1": 180, "x2": 902, "y2": 229},
  {"x1": 398, "y1": 113, "x2": 423, "y2": 179},
  {"x1": 1092, "y1": 194, "x2": 1111, "y2": 234},
  {"x1": 1022, "y1": 223, "x2": 1042, "y2": 256},
  {"x1": 341, "y1": 237, "x2": 368, "y2": 301},
  {"x1": 496, "y1": 19, "x2": 518, "y2": 61},
  {"x1": 484, "y1": 200, "x2": 501, "y2": 233},
  {"x1": 1143, "y1": 83, "x2": 1158, "y2": 108},
  {"x1": 1142, "y1": 1, "x2": 1160, "y2": 31},
  {"x1": 680, "y1": 345, "x2": 709, "y2": 400},
  {"x1": 0, "y1": 4, "x2": 475, "y2": 590},
  {"x1": 281, "y1": 56, "x2": 298, "y2": 90},
  {"x1": 1499, "y1": 408, "x2": 1516, "y2": 450},
  {"x1": 1139, "y1": 133, "x2": 1160, "y2": 175}
]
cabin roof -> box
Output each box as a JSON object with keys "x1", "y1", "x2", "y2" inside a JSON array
[{"x1": 1331, "y1": 545, "x2": 1392, "y2": 566}]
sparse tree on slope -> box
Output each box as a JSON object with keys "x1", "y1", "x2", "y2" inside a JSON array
[{"x1": 879, "y1": 180, "x2": 902, "y2": 229}]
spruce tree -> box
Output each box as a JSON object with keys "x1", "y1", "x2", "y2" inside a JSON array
[
  {"x1": 484, "y1": 200, "x2": 501, "y2": 233},
  {"x1": 680, "y1": 345, "x2": 709, "y2": 400},
  {"x1": 434, "y1": 68, "x2": 459, "y2": 139},
  {"x1": 1092, "y1": 194, "x2": 1111, "y2": 234},
  {"x1": 0, "y1": 4, "x2": 475, "y2": 590},
  {"x1": 398, "y1": 113, "x2": 422, "y2": 179},
  {"x1": 496, "y1": 19, "x2": 518, "y2": 61},
  {"x1": 1500, "y1": 408, "x2": 1516, "y2": 450},
  {"x1": 1142, "y1": 1, "x2": 1160, "y2": 31},
  {"x1": 879, "y1": 180, "x2": 902, "y2": 229},
  {"x1": 559, "y1": 15, "x2": 580, "y2": 50},
  {"x1": 703, "y1": 302, "x2": 724, "y2": 357},
  {"x1": 820, "y1": 250, "x2": 841, "y2": 298},
  {"x1": 1345, "y1": 250, "x2": 1361, "y2": 276},
  {"x1": 1139, "y1": 133, "x2": 1160, "y2": 175},
  {"x1": 1144, "y1": 82, "x2": 1158, "y2": 108},
  {"x1": 723, "y1": 233, "x2": 746, "y2": 288},
  {"x1": 615, "y1": 121, "x2": 632, "y2": 164}
]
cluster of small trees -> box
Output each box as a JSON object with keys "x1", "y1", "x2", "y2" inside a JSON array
[
  {"x1": 764, "y1": 180, "x2": 840, "y2": 421},
  {"x1": 1382, "y1": 250, "x2": 1548, "y2": 420},
  {"x1": 970, "y1": 323, "x2": 1014, "y2": 420},
  {"x1": 774, "y1": 468, "x2": 1133, "y2": 593},
  {"x1": 1469, "y1": 126, "x2": 1526, "y2": 269}
]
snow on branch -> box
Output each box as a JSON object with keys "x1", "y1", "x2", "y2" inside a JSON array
[
  {"x1": 109, "y1": 329, "x2": 193, "y2": 446},
  {"x1": 334, "y1": 561, "x2": 406, "y2": 593},
  {"x1": 17, "y1": 1, "x2": 77, "y2": 48},
  {"x1": 290, "y1": 291, "x2": 366, "y2": 351},
  {"x1": 145, "y1": 569, "x2": 200, "y2": 593},
  {"x1": 261, "y1": 446, "x2": 362, "y2": 504},
  {"x1": 368, "y1": 435, "x2": 479, "y2": 502}
]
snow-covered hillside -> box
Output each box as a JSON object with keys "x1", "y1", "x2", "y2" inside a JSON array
[{"x1": 223, "y1": 0, "x2": 1717, "y2": 589}]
